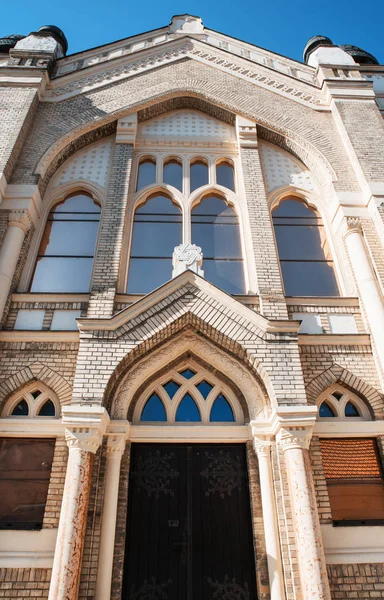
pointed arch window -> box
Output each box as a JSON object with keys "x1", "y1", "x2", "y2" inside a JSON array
[
  {"x1": 2, "y1": 385, "x2": 59, "y2": 419},
  {"x1": 163, "y1": 158, "x2": 183, "y2": 191},
  {"x1": 191, "y1": 195, "x2": 245, "y2": 294},
  {"x1": 190, "y1": 159, "x2": 209, "y2": 192},
  {"x1": 272, "y1": 198, "x2": 339, "y2": 296},
  {"x1": 30, "y1": 193, "x2": 101, "y2": 292},
  {"x1": 136, "y1": 158, "x2": 156, "y2": 191},
  {"x1": 216, "y1": 160, "x2": 235, "y2": 191},
  {"x1": 127, "y1": 194, "x2": 182, "y2": 293}
]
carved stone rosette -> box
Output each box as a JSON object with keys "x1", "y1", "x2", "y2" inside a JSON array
[{"x1": 172, "y1": 243, "x2": 204, "y2": 277}]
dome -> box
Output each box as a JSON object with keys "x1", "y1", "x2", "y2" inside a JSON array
[
  {"x1": 340, "y1": 44, "x2": 379, "y2": 65},
  {"x1": 0, "y1": 34, "x2": 25, "y2": 54},
  {"x1": 303, "y1": 35, "x2": 333, "y2": 64},
  {"x1": 38, "y1": 25, "x2": 68, "y2": 55}
]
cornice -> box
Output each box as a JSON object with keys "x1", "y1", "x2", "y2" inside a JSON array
[{"x1": 43, "y1": 38, "x2": 326, "y2": 110}]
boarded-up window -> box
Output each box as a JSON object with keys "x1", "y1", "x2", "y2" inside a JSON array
[
  {"x1": 320, "y1": 438, "x2": 384, "y2": 524},
  {"x1": 0, "y1": 438, "x2": 55, "y2": 530}
]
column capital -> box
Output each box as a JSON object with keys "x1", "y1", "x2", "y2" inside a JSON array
[
  {"x1": 342, "y1": 216, "x2": 363, "y2": 238},
  {"x1": 277, "y1": 426, "x2": 313, "y2": 452},
  {"x1": 63, "y1": 405, "x2": 110, "y2": 454},
  {"x1": 106, "y1": 434, "x2": 127, "y2": 457},
  {"x1": 253, "y1": 435, "x2": 272, "y2": 457},
  {"x1": 8, "y1": 210, "x2": 33, "y2": 233}
]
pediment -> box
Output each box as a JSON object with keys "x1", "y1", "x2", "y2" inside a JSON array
[
  {"x1": 77, "y1": 271, "x2": 299, "y2": 341},
  {"x1": 45, "y1": 37, "x2": 325, "y2": 110}
]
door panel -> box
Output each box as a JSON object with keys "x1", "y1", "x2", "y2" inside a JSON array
[{"x1": 122, "y1": 444, "x2": 257, "y2": 599}]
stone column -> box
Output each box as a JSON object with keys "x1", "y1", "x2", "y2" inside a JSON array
[
  {"x1": 0, "y1": 210, "x2": 32, "y2": 321},
  {"x1": 343, "y1": 217, "x2": 384, "y2": 373},
  {"x1": 48, "y1": 406, "x2": 109, "y2": 600},
  {"x1": 95, "y1": 427, "x2": 129, "y2": 600},
  {"x1": 253, "y1": 437, "x2": 286, "y2": 600},
  {"x1": 278, "y1": 427, "x2": 331, "y2": 600}
]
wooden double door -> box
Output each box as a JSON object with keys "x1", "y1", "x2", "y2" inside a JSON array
[{"x1": 123, "y1": 444, "x2": 258, "y2": 599}]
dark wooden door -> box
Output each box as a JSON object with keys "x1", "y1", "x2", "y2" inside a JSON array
[{"x1": 122, "y1": 444, "x2": 257, "y2": 600}]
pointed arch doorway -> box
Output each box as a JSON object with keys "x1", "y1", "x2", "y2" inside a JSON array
[{"x1": 121, "y1": 362, "x2": 259, "y2": 599}]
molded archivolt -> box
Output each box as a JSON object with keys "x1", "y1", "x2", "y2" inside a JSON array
[
  {"x1": 0, "y1": 362, "x2": 72, "y2": 411},
  {"x1": 306, "y1": 363, "x2": 384, "y2": 418},
  {"x1": 108, "y1": 330, "x2": 270, "y2": 421}
]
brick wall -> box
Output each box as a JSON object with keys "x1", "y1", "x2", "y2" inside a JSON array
[
  {"x1": 327, "y1": 564, "x2": 384, "y2": 599},
  {"x1": 0, "y1": 568, "x2": 51, "y2": 598}
]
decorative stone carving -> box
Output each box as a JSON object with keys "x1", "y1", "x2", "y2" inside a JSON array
[
  {"x1": 169, "y1": 14, "x2": 204, "y2": 34},
  {"x1": 8, "y1": 210, "x2": 33, "y2": 233},
  {"x1": 116, "y1": 113, "x2": 138, "y2": 145},
  {"x1": 252, "y1": 436, "x2": 272, "y2": 456},
  {"x1": 106, "y1": 434, "x2": 127, "y2": 456},
  {"x1": 237, "y1": 117, "x2": 257, "y2": 148},
  {"x1": 343, "y1": 216, "x2": 363, "y2": 237},
  {"x1": 172, "y1": 244, "x2": 204, "y2": 277},
  {"x1": 277, "y1": 426, "x2": 313, "y2": 452},
  {"x1": 62, "y1": 405, "x2": 110, "y2": 454}
]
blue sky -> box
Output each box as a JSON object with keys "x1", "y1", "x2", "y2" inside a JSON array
[{"x1": 1, "y1": 0, "x2": 383, "y2": 64}]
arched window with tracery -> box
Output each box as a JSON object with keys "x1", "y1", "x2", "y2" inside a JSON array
[
  {"x1": 127, "y1": 194, "x2": 182, "y2": 293},
  {"x1": 216, "y1": 160, "x2": 235, "y2": 191},
  {"x1": 191, "y1": 195, "x2": 245, "y2": 294},
  {"x1": 30, "y1": 192, "x2": 101, "y2": 292},
  {"x1": 135, "y1": 364, "x2": 243, "y2": 424},
  {"x1": 272, "y1": 198, "x2": 339, "y2": 296},
  {"x1": 190, "y1": 158, "x2": 209, "y2": 192}
]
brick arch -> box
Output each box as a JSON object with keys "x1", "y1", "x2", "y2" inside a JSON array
[
  {"x1": 306, "y1": 363, "x2": 384, "y2": 419},
  {"x1": 105, "y1": 319, "x2": 272, "y2": 421},
  {"x1": 0, "y1": 362, "x2": 72, "y2": 410},
  {"x1": 29, "y1": 79, "x2": 341, "y2": 195}
]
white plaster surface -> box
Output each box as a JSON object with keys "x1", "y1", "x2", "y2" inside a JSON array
[
  {"x1": 52, "y1": 138, "x2": 113, "y2": 189},
  {"x1": 137, "y1": 110, "x2": 235, "y2": 143},
  {"x1": 322, "y1": 524, "x2": 384, "y2": 564},
  {"x1": 259, "y1": 142, "x2": 315, "y2": 193},
  {"x1": 307, "y1": 47, "x2": 355, "y2": 68},
  {"x1": 0, "y1": 529, "x2": 57, "y2": 567}
]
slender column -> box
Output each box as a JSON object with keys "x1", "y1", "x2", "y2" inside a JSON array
[
  {"x1": 48, "y1": 406, "x2": 109, "y2": 600},
  {"x1": 253, "y1": 437, "x2": 286, "y2": 600},
  {"x1": 95, "y1": 432, "x2": 128, "y2": 600},
  {"x1": 278, "y1": 427, "x2": 331, "y2": 600},
  {"x1": 0, "y1": 210, "x2": 32, "y2": 320},
  {"x1": 343, "y1": 217, "x2": 384, "y2": 372}
]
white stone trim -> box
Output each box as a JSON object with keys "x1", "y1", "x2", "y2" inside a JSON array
[
  {"x1": 322, "y1": 524, "x2": 384, "y2": 564},
  {"x1": 298, "y1": 333, "x2": 371, "y2": 346},
  {"x1": 0, "y1": 529, "x2": 57, "y2": 568},
  {"x1": 0, "y1": 331, "x2": 79, "y2": 342},
  {"x1": 129, "y1": 424, "x2": 250, "y2": 442}
]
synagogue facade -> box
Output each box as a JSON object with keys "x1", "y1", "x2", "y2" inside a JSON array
[{"x1": 0, "y1": 14, "x2": 384, "y2": 600}]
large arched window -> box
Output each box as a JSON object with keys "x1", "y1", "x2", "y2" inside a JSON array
[
  {"x1": 191, "y1": 195, "x2": 245, "y2": 294},
  {"x1": 30, "y1": 193, "x2": 101, "y2": 292},
  {"x1": 272, "y1": 198, "x2": 339, "y2": 296},
  {"x1": 127, "y1": 194, "x2": 182, "y2": 293}
]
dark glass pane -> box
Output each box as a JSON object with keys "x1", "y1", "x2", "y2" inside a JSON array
[
  {"x1": 31, "y1": 257, "x2": 93, "y2": 292},
  {"x1": 210, "y1": 393, "x2": 235, "y2": 422},
  {"x1": 130, "y1": 222, "x2": 181, "y2": 257},
  {"x1": 179, "y1": 369, "x2": 196, "y2": 380},
  {"x1": 192, "y1": 223, "x2": 242, "y2": 258},
  {"x1": 319, "y1": 402, "x2": 335, "y2": 417},
  {"x1": 136, "y1": 195, "x2": 181, "y2": 215},
  {"x1": 192, "y1": 196, "x2": 236, "y2": 217},
  {"x1": 176, "y1": 393, "x2": 201, "y2": 422},
  {"x1": 196, "y1": 380, "x2": 214, "y2": 399},
  {"x1": 11, "y1": 400, "x2": 29, "y2": 417},
  {"x1": 38, "y1": 221, "x2": 99, "y2": 256},
  {"x1": 141, "y1": 394, "x2": 167, "y2": 421},
  {"x1": 0, "y1": 438, "x2": 55, "y2": 529},
  {"x1": 280, "y1": 261, "x2": 339, "y2": 296},
  {"x1": 204, "y1": 259, "x2": 246, "y2": 294},
  {"x1": 190, "y1": 161, "x2": 208, "y2": 192},
  {"x1": 162, "y1": 380, "x2": 180, "y2": 399},
  {"x1": 31, "y1": 390, "x2": 41, "y2": 399},
  {"x1": 127, "y1": 258, "x2": 173, "y2": 293},
  {"x1": 38, "y1": 400, "x2": 56, "y2": 417},
  {"x1": 163, "y1": 160, "x2": 182, "y2": 191},
  {"x1": 274, "y1": 225, "x2": 327, "y2": 261},
  {"x1": 216, "y1": 162, "x2": 235, "y2": 191},
  {"x1": 53, "y1": 195, "x2": 100, "y2": 213},
  {"x1": 332, "y1": 392, "x2": 343, "y2": 401},
  {"x1": 345, "y1": 401, "x2": 360, "y2": 417},
  {"x1": 136, "y1": 160, "x2": 156, "y2": 191},
  {"x1": 273, "y1": 199, "x2": 318, "y2": 218}
]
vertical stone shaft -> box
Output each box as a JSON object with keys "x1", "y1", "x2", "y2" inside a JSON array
[
  {"x1": 95, "y1": 435, "x2": 126, "y2": 600},
  {"x1": 254, "y1": 440, "x2": 286, "y2": 600},
  {"x1": 48, "y1": 446, "x2": 93, "y2": 600},
  {"x1": 280, "y1": 431, "x2": 331, "y2": 600}
]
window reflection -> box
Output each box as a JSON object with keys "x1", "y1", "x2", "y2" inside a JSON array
[
  {"x1": 30, "y1": 193, "x2": 100, "y2": 292},
  {"x1": 163, "y1": 159, "x2": 182, "y2": 191},
  {"x1": 190, "y1": 160, "x2": 208, "y2": 192},
  {"x1": 127, "y1": 194, "x2": 182, "y2": 293},
  {"x1": 272, "y1": 198, "x2": 339, "y2": 297},
  {"x1": 216, "y1": 161, "x2": 235, "y2": 191},
  {"x1": 191, "y1": 195, "x2": 245, "y2": 294},
  {"x1": 136, "y1": 158, "x2": 156, "y2": 191}
]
